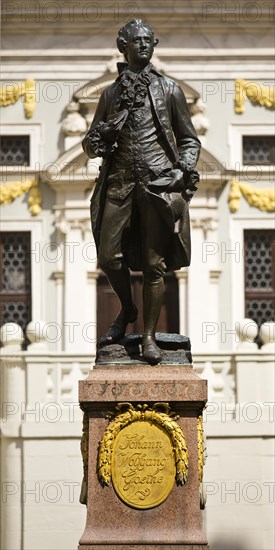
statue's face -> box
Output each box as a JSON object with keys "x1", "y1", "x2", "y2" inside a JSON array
[{"x1": 125, "y1": 26, "x2": 155, "y2": 67}]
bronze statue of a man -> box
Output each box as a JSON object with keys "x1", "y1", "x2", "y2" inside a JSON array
[{"x1": 82, "y1": 19, "x2": 201, "y2": 364}]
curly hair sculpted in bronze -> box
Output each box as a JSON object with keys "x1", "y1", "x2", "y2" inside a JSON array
[{"x1": 116, "y1": 19, "x2": 159, "y2": 60}]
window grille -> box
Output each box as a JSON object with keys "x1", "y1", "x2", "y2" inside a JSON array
[
  {"x1": 0, "y1": 232, "x2": 32, "y2": 331},
  {"x1": 244, "y1": 230, "x2": 275, "y2": 327},
  {"x1": 0, "y1": 135, "x2": 30, "y2": 165},
  {"x1": 243, "y1": 136, "x2": 275, "y2": 165}
]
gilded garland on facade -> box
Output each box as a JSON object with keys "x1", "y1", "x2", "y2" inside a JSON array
[
  {"x1": 235, "y1": 79, "x2": 275, "y2": 114},
  {"x1": 97, "y1": 402, "x2": 189, "y2": 488},
  {"x1": 0, "y1": 179, "x2": 42, "y2": 215},
  {"x1": 0, "y1": 79, "x2": 36, "y2": 118},
  {"x1": 229, "y1": 179, "x2": 275, "y2": 213}
]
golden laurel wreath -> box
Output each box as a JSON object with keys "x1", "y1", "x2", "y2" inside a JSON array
[
  {"x1": 198, "y1": 414, "x2": 207, "y2": 509},
  {"x1": 97, "y1": 402, "x2": 189, "y2": 487}
]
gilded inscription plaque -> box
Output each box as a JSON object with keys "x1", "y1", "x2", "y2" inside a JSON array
[
  {"x1": 111, "y1": 421, "x2": 176, "y2": 509},
  {"x1": 97, "y1": 403, "x2": 188, "y2": 494}
]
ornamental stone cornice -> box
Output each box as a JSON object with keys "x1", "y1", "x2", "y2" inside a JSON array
[
  {"x1": 2, "y1": 50, "x2": 274, "y2": 80},
  {"x1": 3, "y1": 1, "x2": 273, "y2": 37}
]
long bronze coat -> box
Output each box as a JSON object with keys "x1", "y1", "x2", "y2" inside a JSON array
[{"x1": 83, "y1": 64, "x2": 201, "y2": 271}]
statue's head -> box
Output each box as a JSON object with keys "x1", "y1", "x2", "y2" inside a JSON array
[{"x1": 117, "y1": 19, "x2": 159, "y2": 68}]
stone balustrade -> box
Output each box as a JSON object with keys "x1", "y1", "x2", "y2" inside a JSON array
[
  {"x1": 1, "y1": 319, "x2": 274, "y2": 550},
  {"x1": 1, "y1": 318, "x2": 274, "y2": 410}
]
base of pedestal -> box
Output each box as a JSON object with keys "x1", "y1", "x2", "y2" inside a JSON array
[
  {"x1": 78, "y1": 340, "x2": 209, "y2": 550},
  {"x1": 78, "y1": 545, "x2": 209, "y2": 549}
]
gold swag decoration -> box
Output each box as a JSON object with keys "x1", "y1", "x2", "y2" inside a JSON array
[
  {"x1": 0, "y1": 79, "x2": 36, "y2": 118},
  {"x1": 229, "y1": 179, "x2": 275, "y2": 213},
  {"x1": 235, "y1": 79, "x2": 275, "y2": 114},
  {"x1": 98, "y1": 402, "x2": 189, "y2": 487},
  {"x1": 0, "y1": 179, "x2": 42, "y2": 216}
]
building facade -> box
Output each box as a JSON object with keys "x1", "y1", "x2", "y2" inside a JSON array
[{"x1": 1, "y1": 2, "x2": 274, "y2": 549}]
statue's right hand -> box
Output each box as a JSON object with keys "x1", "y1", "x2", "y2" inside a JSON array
[
  {"x1": 99, "y1": 109, "x2": 129, "y2": 143},
  {"x1": 99, "y1": 123, "x2": 120, "y2": 144}
]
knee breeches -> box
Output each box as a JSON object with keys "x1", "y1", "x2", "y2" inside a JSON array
[{"x1": 98, "y1": 185, "x2": 169, "y2": 279}]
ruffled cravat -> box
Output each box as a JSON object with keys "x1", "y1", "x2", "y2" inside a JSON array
[{"x1": 119, "y1": 67, "x2": 151, "y2": 110}]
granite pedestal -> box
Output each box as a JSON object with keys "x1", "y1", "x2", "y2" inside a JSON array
[{"x1": 78, "y1": 334, "x2": 209, "y2": 550}]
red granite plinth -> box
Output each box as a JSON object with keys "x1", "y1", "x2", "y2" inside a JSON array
[
  {"x1": 78, "y1": 363, "x2": 209, "y2": 549},
  {"x1": 79, "y1": 546, "x2": 209, "y2": 549}
]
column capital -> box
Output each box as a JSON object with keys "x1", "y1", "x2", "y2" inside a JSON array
[
  {"x1": 51, "y1": 270, "x2": 65, "y2": 282},
  {"x1": 175, "y1": 269, "x2": 188, "y2": 282},
  {"x1": 191, "y1": 217, "x2": 218, "y2": 238},
  {"x1": 87, "y1": 270, "x2": 100, "y2": 282},
  {"x1": 54, "y1": 211, "x2": 91, "y2": 238},
  {"x1": 209, "y1": 269, "x2": 222, "y2": 282}
]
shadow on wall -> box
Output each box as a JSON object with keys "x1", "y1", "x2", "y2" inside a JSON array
[{"x1": 211, "y1": 538, "x2": 247, "y2": 550}]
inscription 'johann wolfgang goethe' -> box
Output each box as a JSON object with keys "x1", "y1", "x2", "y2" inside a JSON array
[{"x1": 111, "y1": 422, "x2": 175, "y2": 509}]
